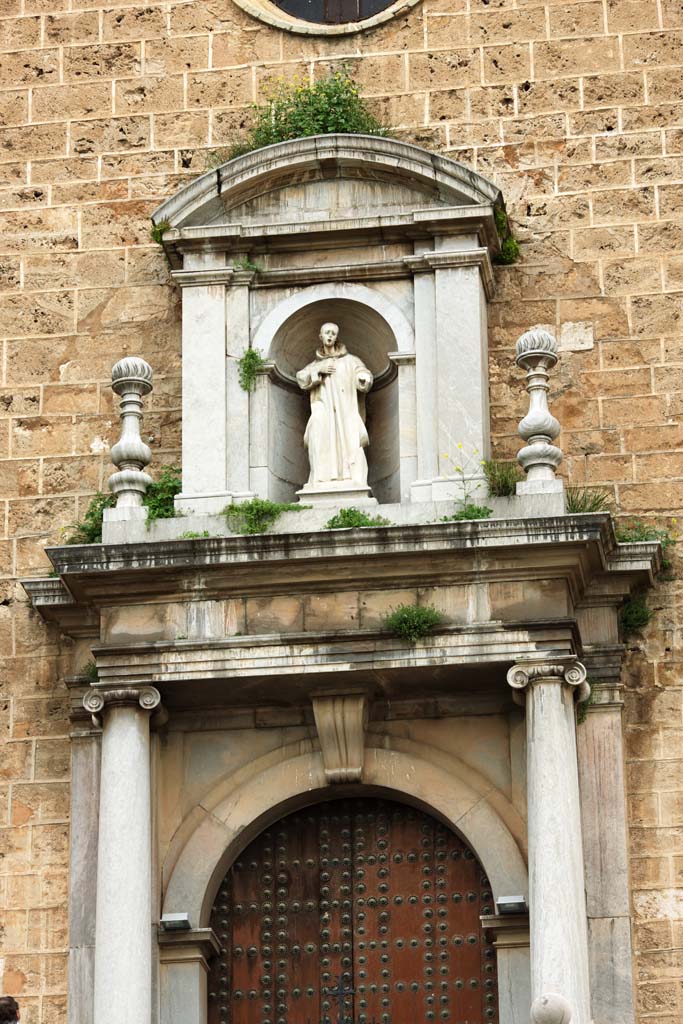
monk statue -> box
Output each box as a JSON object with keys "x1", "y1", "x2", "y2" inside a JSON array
[{"x1": 296, "y1": 322, "x2": 374, "y2": 491}]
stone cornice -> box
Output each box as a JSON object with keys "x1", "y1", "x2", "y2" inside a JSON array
[
  {"x1": 22, "y1": 515, "x2": 660, "y2": 625},
  {"x1": 88, "y1": 620, "x2": 579, "y2": 708},
  {"x1": 161, "y1": 206, "x2": 497, "y2": 265},
  {"x1": 404, "y1": 248, "x2": 495, "y2": 299},
  {"x1": 169, "y1": 249, "x2": 495, "y2": 297}
]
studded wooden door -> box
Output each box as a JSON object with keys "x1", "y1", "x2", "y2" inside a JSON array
[{"x1": 208, "y1": 797, "x2": 498, "y2": 1024}]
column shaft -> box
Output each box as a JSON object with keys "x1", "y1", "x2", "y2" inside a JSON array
[
  {"x1": 525, "y1": 679, "x2": 591, "y2": 1023},
  {"x1": 93, "y1": 702, "x2": 154, "y2": 1024}
]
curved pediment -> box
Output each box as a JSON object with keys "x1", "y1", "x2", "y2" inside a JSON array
[{"x1": 153, "y1": 135, "x2": 503, "y2": 257}]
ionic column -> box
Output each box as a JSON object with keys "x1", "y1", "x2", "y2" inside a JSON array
[
  {"x1": 506, "y1": 657, "x2": 592, "y2": 1024},
  {"x1": 83, "y1": 686, "x2": 162, "y2": 1024}
]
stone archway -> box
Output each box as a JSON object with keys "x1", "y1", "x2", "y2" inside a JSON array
[
  {"x1": 161, "y1": 744, "x2": 527, "y2": 928},
  {"x1": 158, "y1": 736, "x2": 529, "y2": 1024},
  {"x1": 207, "y1": 794, "x2": 499, "y2": 1024}
]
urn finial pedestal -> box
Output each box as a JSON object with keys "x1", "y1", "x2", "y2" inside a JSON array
[
  {"x1": 105, "y1": 357, "x2": 154, "y2": 524},
  {"x1": 514, "y1": 329, "x2": 564, "y2": 496}
]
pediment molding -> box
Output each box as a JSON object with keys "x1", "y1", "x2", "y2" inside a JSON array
[{"x1": 153, "y1": 135, "x2": 503, "y2": 264}]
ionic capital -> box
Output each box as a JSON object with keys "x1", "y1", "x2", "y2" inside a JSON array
[
  {"x1": 83, "y1": 686, "x2": 162, "y2": 727},
  {"x1": 507, "y1": 656, "x2": 590, "y2": 705}
]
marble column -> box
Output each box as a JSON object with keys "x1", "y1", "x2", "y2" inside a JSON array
[
  {"x1": 506, "y1": 657, "x2": 592, "y2": 1024},
  {"x1": 83, "y1": 686, "x2": 161, "y2": 1024}
]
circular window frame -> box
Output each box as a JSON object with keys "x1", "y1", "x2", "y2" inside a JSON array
[{"x1": 232, "y1": 0, "x2": 422, "y2": 34}]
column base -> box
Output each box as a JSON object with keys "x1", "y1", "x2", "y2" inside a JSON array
[{"x1": 295, "y1": 484, "x2": 377, "y2": 507}]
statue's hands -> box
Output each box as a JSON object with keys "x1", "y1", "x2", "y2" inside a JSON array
[{"x1": 320, "y1": 358, "x2": 336, "y2": 375}]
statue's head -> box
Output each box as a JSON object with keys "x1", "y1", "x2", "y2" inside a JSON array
[{"x1": 319, "y1": 322, "x2": 340, "y2": 349}]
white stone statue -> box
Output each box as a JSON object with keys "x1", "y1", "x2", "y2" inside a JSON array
[{"x1": 296, "y1": 322, "x2": 374, "y2": 494}]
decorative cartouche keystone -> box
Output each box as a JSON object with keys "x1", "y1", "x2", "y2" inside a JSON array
[
  {"x1": 514, "y1": 328, "x2": 563, "y2": 494},
  {"x1": 108, "y1": 357, "x2": 154, "y2": 510}
]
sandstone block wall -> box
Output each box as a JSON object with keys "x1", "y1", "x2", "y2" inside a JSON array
[{"x1": 0, "y1": 1, "x2": 682, "y2": 1020}]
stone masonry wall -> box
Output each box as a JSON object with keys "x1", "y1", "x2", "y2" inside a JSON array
[{"x1": 0, "y1": 0, "x2": 682, "y2": 1021}]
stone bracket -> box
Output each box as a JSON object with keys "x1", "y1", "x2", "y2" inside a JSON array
[{"x1": 311, "y1": 693, "x2": 368, "y2": 784}]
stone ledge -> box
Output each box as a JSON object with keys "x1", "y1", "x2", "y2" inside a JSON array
[
  {"x1": 88, "y1": 619, "x2": 579, "y2": 708},
  {"x1": 22, "y1": 513, "x2": 661, "y2": 617}
]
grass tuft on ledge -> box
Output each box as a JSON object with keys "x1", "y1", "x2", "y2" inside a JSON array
[
  {"x1": 383, "y1": 604, "x2": 443, "y2": 644},
  {"x1": 223, "y1": 497, "x2": 307, "y2": 535},
  {"x1": 324, "y1": 507, "x2": 392, "y2": 530}
]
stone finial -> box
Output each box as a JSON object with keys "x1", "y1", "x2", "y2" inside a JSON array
[
  {"x1": 514, "y1": 329, "x2": 563, "y2": 494},
  {"x1": 108, "y1": 357, "x2": 153, "y2": 509},
  {"x1": 530, "y1": 993, "x2": 573, "y2": 1024}
]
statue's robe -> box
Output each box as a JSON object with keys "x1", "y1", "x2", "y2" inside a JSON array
[{"x1": 297, "y1": 346, "x2": 373, "y2": 488}]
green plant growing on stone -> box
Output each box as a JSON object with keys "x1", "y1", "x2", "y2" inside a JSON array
[
  {"x1": 440, "y1": 444, "x2": 492, "y2": 521},
  {"x1": 223, "y1": 497, "x2": 306, "y2": 535},
  {"x1": 207, "y1": 68, "x2": 389, "y2": 165},
  {"x1": 565, "y1": 486, "x2": 612, "y2": 514},
  {"x1": 82, "y1": 659, "x2": 99, "y2": 682},
  {"x1": 384, "y1": 604, "x2": 443, "y2": 644},
  {"x1": 441, "y1": 503, "x2": 493, "y2": 523},
  {"x1": 65, "y1": 466, "x2": 181, "y2": 543},
  {"x1": 145, "y1": 465, "x2": 182, "y2": 524},
  {"x1": 232, "y1": 256, "x2": 263, "y2": 273},
  {"x1": 179, "y1": 530, "x2": 211, "y2": 539},
  {"x1": 482, "y1": 458, "x2": 523, "y2": 497},
  {"x1": 150, "y1": 218, "x2": 170, "y2": 244},
  {"x1": 615, "y1": 518, "x2": 676, "y2": 570},
  {"x1": 238, "y1": 348, "x2": 266, "y2": 392},
  {"x1": 619, "y1": 594, "x2": 651, "y2": 637},
  {"x1": 64, "y1": 492, "x2": 116, "y2": 544},
  {"x1": 493, "y1": 207, "x2": 520, "y2": 265},
  {"x1": 325, "y1": 507, "x2": 391, "y2": 530}
]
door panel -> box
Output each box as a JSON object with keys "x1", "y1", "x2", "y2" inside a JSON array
[{"x1": 209, "y1": 798, "x2": 498, "y2": 1024}]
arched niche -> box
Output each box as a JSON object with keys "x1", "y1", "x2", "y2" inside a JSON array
[
  {"x1": 253, "y1": 287, "x2": 413, "y2": 504},
  {"x1": 155, "y1": 135, "x2": 502, "y2": 513}
]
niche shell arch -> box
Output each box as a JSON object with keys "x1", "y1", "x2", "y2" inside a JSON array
[
  {"x1": 154, "y1": 135, "x2": 503, "y2": 513},
  {"x1": 161, "y1": 745, "x2": 528, "y2": 931},
  {"x1": 253, "y1": 283, "x2": 413, "y2": 502}
]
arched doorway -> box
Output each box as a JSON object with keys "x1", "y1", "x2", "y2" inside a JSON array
[{"x1": 207, "y1": 796, "x2": 498, "y2": 1024}]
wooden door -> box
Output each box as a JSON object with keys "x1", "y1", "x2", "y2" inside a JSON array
[{"x1": 208, "y1": 798, "x2": 498, "y2": 1024}]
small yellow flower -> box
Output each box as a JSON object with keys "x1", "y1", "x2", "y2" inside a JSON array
[{"x1": 457, "y1": 442, "x2": 463, "y2": 449}]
